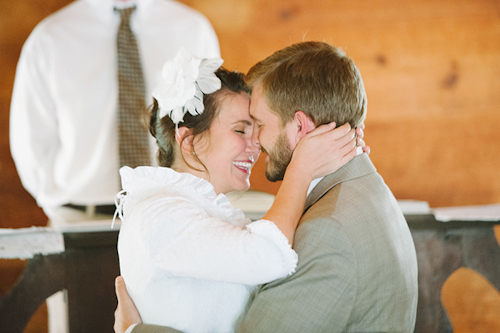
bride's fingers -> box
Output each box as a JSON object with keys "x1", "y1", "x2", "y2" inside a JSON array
[
  {"x1": 355, "y1": 125, "x2": 371, "y2": 155},
  {"x1": 339, "y1": 136, "x2": 358, "y2": 160},
  {"x1": 355, "y1": 126, "x2": 364, "y2": 140},
  {"x1": 333, "y1": 128, "x2": 356, "y2": 148},
  {"x1": 326, "y1": 122, "x2": 352, "y2": 141},
  {"x1": 341, "y1": 135, "x2": 357, "y2": 153},
  {"x1": 306, "y1": 122, "x2": 354, "y2": 141},
  {"x1": 302, "y1": 122, "x2": 337, "y2": 138},
  {"x1": 304, "y1": 122, "x2": 354, "y2": 144},
  {"x1": 342, "y1": 145, "x2": 358, "y2": 163},
  {"x1": 357, "y1": 137, "x2": 366, "y2": 148}
]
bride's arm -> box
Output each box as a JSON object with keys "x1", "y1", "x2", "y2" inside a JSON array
[
  {"x1": 139, "y1": 194, "x2": 298, "y2": 285},
  {"x1": 261, "y1": 122, "x2": 358, "y2": 245},
  {"x1": 129, "y1": 123, "x2": 363, "y2": 286}
]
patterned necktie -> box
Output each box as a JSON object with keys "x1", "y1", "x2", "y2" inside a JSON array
[{"x1": 116, "y1": 6, "x2": 150, "y2": 168}]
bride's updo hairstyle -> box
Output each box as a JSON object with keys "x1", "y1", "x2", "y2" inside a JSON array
[{"x1": 149, "y1": 68, "x2": 250, "y2": 170}]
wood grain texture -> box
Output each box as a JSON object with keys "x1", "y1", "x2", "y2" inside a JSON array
[
  {"x1": 1, "y1": 2, "x2": 498, "y2": 332},
  {"x1": 178, "y1": 0, "x2": 500, "y2": 206},
  {"x1": 0, "y1": 1, "x2": 499, "y2": 218}
]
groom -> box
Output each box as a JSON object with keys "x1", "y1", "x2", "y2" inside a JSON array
[{"x1": 115, "y1": 41, "x2": 418, "y2": 332}]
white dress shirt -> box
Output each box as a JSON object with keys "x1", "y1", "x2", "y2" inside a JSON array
[
  {"x1": 9, "y1": 0, "x2": 220, "y2": 210},
  {"x1": 117, "y1": 166, "x2": 298, "y2": 332}
]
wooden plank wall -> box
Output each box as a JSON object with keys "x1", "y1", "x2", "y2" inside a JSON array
[
  {"x1": 1, "y1": 0, "x2": 499, "y2": 227},
  {"x1": 0, "y1": 1, "x2": 499, "y2": 332}
]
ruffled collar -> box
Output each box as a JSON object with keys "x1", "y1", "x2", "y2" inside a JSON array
[{"x1": 118, "y1": 166, "x2": 248, "y2": 226}]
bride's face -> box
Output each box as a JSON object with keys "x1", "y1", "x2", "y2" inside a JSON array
[{"x1": 194, "y1": 92, "x2": 260, "y2": 194}]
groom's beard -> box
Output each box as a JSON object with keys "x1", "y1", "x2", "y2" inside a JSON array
[{"x1": 264, "y1": 130, "x2": 293, "y2": 182}]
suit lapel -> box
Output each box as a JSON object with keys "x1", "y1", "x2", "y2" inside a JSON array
[{"x1": 304, "y1": 154, "x2": 377, "y2": 212}]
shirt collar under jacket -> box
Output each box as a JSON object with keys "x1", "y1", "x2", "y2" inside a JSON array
[
  {"x1": 85, "y1": 0, "x2": 155, "y2": 21},
  {"x1": 307, "y1": 177, "x2": 324, "y2": 196}
]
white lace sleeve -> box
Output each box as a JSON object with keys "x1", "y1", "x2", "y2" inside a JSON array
[{"x1": 140, "y1": 194, "x2": 298, "y2": 285}]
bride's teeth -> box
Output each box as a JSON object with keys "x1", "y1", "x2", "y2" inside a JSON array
[{"x1": 233, "y1": 161, "x2": 251, "y2": 169}]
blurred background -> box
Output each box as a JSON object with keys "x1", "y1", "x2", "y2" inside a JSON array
[
  {"x1": 1, "y1": 0, "x2": 499, "y2": 331},
  {"x1": 2, "y1": 0, "x2": 499, "y2": 231}
]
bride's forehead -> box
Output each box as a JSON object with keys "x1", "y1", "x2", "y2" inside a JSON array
[{"x1": 216, "y1": 95, "x2": 252, "y2": 124}]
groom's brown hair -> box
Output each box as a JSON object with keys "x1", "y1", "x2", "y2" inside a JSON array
[{"x1": 245, "y1": 41, "x2": 367, "y2": 128}]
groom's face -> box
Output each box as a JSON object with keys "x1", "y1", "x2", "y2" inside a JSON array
[{"x1": 250, "y1": 85, "x2": 294, "y2": 182}]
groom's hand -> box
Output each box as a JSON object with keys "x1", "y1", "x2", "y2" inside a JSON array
[{"x1": 114, "y1": 276, "x2": 142, "y2": 333}]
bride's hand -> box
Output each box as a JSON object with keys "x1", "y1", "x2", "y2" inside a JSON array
[
  {"x1": 356, "y1": 122, "x2": 370, "y2": 155},
  {"x1": 288, "y1": 122, "x2": 357, "y2": 181}
]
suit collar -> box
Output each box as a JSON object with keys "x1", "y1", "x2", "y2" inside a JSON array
[{"x1": 304, "y1": 154, "x2": 377, "y2": 211}]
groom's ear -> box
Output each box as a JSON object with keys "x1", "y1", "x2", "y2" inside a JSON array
[{"x1": 293, "y1": 111, "x2": 316, "y2": 141}]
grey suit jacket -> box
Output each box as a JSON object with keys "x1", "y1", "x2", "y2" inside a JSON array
[{"x1": 133, "y1": 154, "x2": 418, "y2": 333}]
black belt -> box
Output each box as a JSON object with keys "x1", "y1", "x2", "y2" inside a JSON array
[{"x1": 63, "y1": 204, "x2": 116, "y2": 215}]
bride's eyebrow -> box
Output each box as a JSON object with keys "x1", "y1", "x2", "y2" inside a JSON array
[{"x1": 231, "y1": 120, "x2": 252, "y2": 126}]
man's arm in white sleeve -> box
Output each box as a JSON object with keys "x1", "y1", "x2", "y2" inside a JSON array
[{"x1": 10, "y1": 29, "x2": 59, "y2": 202}]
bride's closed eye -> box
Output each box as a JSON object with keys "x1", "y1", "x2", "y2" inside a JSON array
[{"x1": 233, "y1": 124, "x2": 252, "y2": 135}]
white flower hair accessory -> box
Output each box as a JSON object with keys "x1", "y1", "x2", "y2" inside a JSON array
[{"x1": 152, "y1": 48, "x2": 224, "y2": 124}]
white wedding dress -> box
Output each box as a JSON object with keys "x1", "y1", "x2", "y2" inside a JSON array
[{"x1": 117, "y1": 166, "x2": 298, "y2": 333}]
